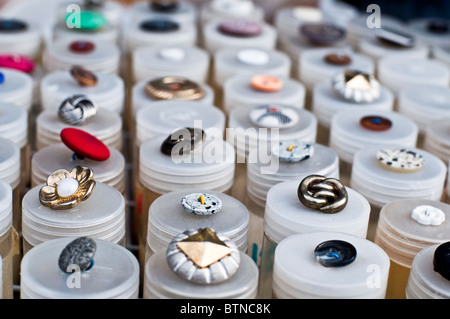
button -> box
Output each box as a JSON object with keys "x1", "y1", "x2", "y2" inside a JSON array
[
  {"x1": 159, "y1": 47, "x2": 186, "y2": 61},
  {"x1": 181, "y1": 193, "x2": 223, "y2": 215},
  {"x1": 360, "y1": 115, "x2": 392, "y2": 132},
  {"x1": 375, "y1": 27, "x2": 416, "y2": 47},
  {"x1": 140, "y1": 19, "x2": 179, "y2": 32},
  {"x1": 0, "y1": 72, "x2": 4, "y2": 84},
  {"x1": 65, "y1": 10, "x2": 106, "y2": 30},
  {"x1": 0, "y1": 19, "x2": 27, "y2": 32},
  {"x1": 411, "y1": 205, "x2": 445, "y2": 226},
  {"x1": 250, "y1": 74, "x2": 283, "y2": 92},
  {"x1": 237, "y1": 49, "x2": 269, "y2": 65},
  {"x1": 272, "y1": 141, "x2": 314, "y2": 163},
  {"x1": 376, "y1": 148, "x2": 424, "y2": 172},
  {"x1": 314, "y1": 240, "x2": 357, "y2": 267},
  {"x1": 150, "y1": 0, "x2": 179, "y2": 12},
  {"x1": 144, "y1": 76, "x2": 205, "y2": 100},
  {"x1": 60, "y1": 127, "x2": 111, "y2": 161},
  {"x1": 331, "y1": 69, "x2": 380, "y2": 103},
  {"x1": 433, "y1": 241, "x2": 450, "y2": 281},
  {"x1": 218, "y1": 20, "x2": 262, "y2": 37},
  {"x1": 0, "y1": 54, "x2": 35, "y2": 73},
  {"x1": 249, "y1": 104, "x2": 299, "y2": 128},
  {"x1": 297, "y1": 175, "x2": 348, "y2": 214},
  {"x1": 69, "y1": 40, "x2": 96, "y2": 54},
  {"x1": 211, "y1": 0, "x2": 254, "y2": 16},
  {"x1": 427, "y1": 19, "x2": 449, "y2": 34},
  {"x1": 160, "y1": 127, "x2": 205, "y2": 156},
  {"x1": 300, "y1": 22, "x2": 346, "y2": 45},
  {"x1": 70, "y1": 65, "x2": 98, "y2": 86},
  {"x1": 58, "y1": 237, "x2": 97, "y2": 273},
  {"x1": 324, "y1": 52, "x2": 352, "y2": 65}
]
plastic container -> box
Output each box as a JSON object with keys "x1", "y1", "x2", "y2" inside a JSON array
[
  {"x1": 143, "y1": 250, "x2": 258, "y2": 299},
  {"x1": 20, "y1": 237, "x2": 139, "y2": 299},
  {"x1": 35, "y1": 108, "x2": 123, "y2": 151},
  {"x1": 312, "y1": 80, "x2": 394, "y2": 145},
  {"x1": 406, "y1": 243, "x2": 450, "y2": 299},
  {"x1": 0, "y1": 180, "x2": 14, "y2": 299},
  {"x1": 0, "y1": 18, "x2": 41, "y2": 60},
  {"x1": 123, "y1": 18, "x2": 197, "y2": 53},
  {"x1": 407, "y1": 18, "x2": 450, "y2": 47},
  {"x1": 298, "y1": 47, "x2": 375, "y2": 91},
  {"x1": 0, "y1": 137, "x2": 20, "y2": 233},
  {"x1": 132, "y1": 45, "x2": 210, "y2": 84},
  {"x1": 31, "y1": 143, "x2": 125, "y2": 194},
  {"x1": 202, "y1": 19, "x2": 277, "y2": 54},
  {"x1": 374, "y1": 199, "x2": 450, "y2": 299},
  {"x1": 447, "y1": 160, "x2": 450, "y2": 204},
  {"x1": 129, "y1": 0, "x2": 197, "y2": 25},
  {"x1": 432, "y1": 44, "x2": 450, "y2": 67},
  {"x1": 58, "y1": 0, "x2": 124, "y2": 27},
  {"x1": 272, "y1": 232, "x2": 390, "y2": 299},
  {"x1": 377, "y1": 56, "x2": 450, "y2": 96},
  {"x1": 22, "y1": 182, "x2": 126, "y2": 254},
  {"x1": 351, "y1": 146, "x2": 447, "y2": 241},
  {"x1": 213, "y1": 47, "x2": 291, "y2": 89},
  {"x1": 199, "y1": 0, "x2": 264, "y2": 25},
  {"x1": 52, "y1": 19, "x2": 120, "y2": 45},
  {"x1": 42, "y1": 37, "x2": 121, "y2": 74},
  {"x1": 0, "y1": 67, "x2": 33, "y2": 113},
  {"x1": 397, "y1": 85, "x2": 450, "y2": 135},
  {"x1": 40, "y1": 70, "x2": 125, "y2": 114},
  {"x1": 423, "y1": 118, "x2": 450, "y2": 163},
  {"x1": 223, "y1": 73, "x2": 305, "y2": 115},
  {"x1": 145, "y1": 190, "x2": 249, "y2": 263},
  {"x1": 330, "y1": 108, "x2": 418, "y2": 186}
]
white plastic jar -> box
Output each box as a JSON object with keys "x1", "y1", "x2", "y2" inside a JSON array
[
  {"x1": 199, "y1": 0, "x2": 264, "y2": 26},
  {"x1": 0, "y1": 18, "x2": 41, "y2": 60},
  {"x1": 0, "y1": 180, "x2": 13, "y2": 299},
  {"x1": 0, "y1": 68, "x2": 33, "y2": 113},
  {"x1": 423, "y1": 118, "x2": 450, "y2": 164}
]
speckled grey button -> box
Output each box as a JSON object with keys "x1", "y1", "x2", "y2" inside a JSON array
[
  {"x1": 181, "y1": 193, "x2": 222, "y2": 215},
  {"x1": 376, "y1": 148, "x2": 424, "y2": 172},
  {"x1": 272, "y1": 141, "x2": 314, "y2": 162},
  {"x1": 249, "y1": 104, "x2": 299, "y2": 128},
  {"x1": 58, "y1": 237, "x2": 97, "y2": 273}
]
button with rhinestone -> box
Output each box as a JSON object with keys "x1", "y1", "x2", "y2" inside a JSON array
[{"x1": 331, "y1": 69, "x2": 380, "y2": 103}]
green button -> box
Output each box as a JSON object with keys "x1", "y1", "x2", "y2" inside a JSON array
[{"x1": 65, "y1": 10, "x2": 107, "y2": 30}]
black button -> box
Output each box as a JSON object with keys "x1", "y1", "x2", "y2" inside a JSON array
[
  {"x1": 314, "y1": 240, "x2": 357, "y2": 267},
  {"x1": 433, "y1": 241, "x2": 450, "y2": 281},
  {"x1": 58, "y1": 237, "x2": 97, "y2": 273},
  {"x1": 160, "y1": 127, "x2": 205, "y2": 156},
  {"x1": 0, "y1": 19, "x2": 27, "y2": 32},
  {"x1": 150, "y1": 0, "x2": 179, "y2": 12},
  {"x1": 140, "y1": 19, "x2": 179, "y2": 32},
  {"x1": 427, "y1": 19, "x2": 449, "y2": 34}
]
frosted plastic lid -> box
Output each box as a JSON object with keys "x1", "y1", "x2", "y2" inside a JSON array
[
  {"x1": 36, "y1": 108, "x2": 122, "y2": 150},
  {"x1": 0, "y1": 102, "x2": 28, "y2": 148},
  {"x1": 351, "y1": 146, "x2": 447, "y2": 207},
  {"x1": 135, "y1": 100, "x2": 225, "y2": 146},
  {"x1": 264, "y1": 180, "x2": 370, "y2": 243},
  {"x1": 40, "y1": 70, "x2": 124, "y2": 113},
  {"x1": 147, "y1": 189, "x2": 249, "y2": 253},
  {"x1": 398, "y1": 85, "x2": 450, "y2": 131},
  {"x1": 130, "y1": 1, "x2": 197, "y2": 24},
  {"x1": 144, "y1": 250, "x2": 258, "y2": 299},
  {"x1": 0, "y1": 180, "x2": 12, "y2": 236},
  {"x1": 0, "y1": 20, "x2": 41, "y2": 59},
  {"x1": 20, "y1": 237, "x2": 139, "y2": 299},
  {"x1": 408, "y1": 18, "x2": 450, "y2": 47},
  {"x1": 139, "y1": 135, "x2": 235, "y2": 194},
  {"x1": 43, "y1": 38, "x2": 120, "y2": 73},
  {"x1": 0, "y1": 67, "x2": 33, "y2": 111},
  {"x1": 378, "y1": 57, "x2": 450, "y2": 95},
  {"x1": 0, "y1": 137, "x2": 20, "y2": 188},
  {"x1": 22, "y1": 182, "x2": 126, "y2": 247},
  {"x1": 330, "y1": 108, "x2": 418, "y2": 163},
  {"x1": 224, "y1": 74, "x2": 305, "y2": 113},
  {"x1": 375, "y1": 199, "x2": 450, "y2": 267},
  {"x1": 406, "y1": 243, "x2": 450, "y2": 299},
  {"x1": 31, "y1": 143, "x2": 125, "y2": 192},
  {"x1": 132, "y1": 80, "x2": 215, "y2": 116},
  {"x1": 423, "y1": 118, "x2": 450, "y2": 162},
  {"x1": 312, "y1": 81, "x2": 394, "y2": 128},
  {"x1": 272, "y1": 232, "x2": 390, "y2": 298}
]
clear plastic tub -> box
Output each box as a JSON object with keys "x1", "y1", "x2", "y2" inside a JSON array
[
  {"x1": 0, "y1": 180, "x2": 13, "y2": 299},
  {"x1": 22, "y1": 182, "x2": 126, "y2": 254},
  {"x1": 272, "y1": 232, "x2": 389, "y2": 298},
  {"x1": 423, "y1": 118, "x2": 450, "y2": 163},
  {"x1": 374, "y1": 199, "x2": 450, "y2": 299},
  {"x1": 0, "y1": 68, "x2": 33, "y2": 113},
  {"x1": 20, "y1": 237, "x2": 139, "y2": 299},
  {"x1": 199, "y1": 0, "x2": 264, "y2": 26},
  {"x1": 0, "y1": 19, "x2": 41, "y2": 60},
  {"x1": 40, "y1": 70, "x2": 124, "y2": 114},
  {"x1": 406, "y1": 243, "x2": 450, "y2": 299}
]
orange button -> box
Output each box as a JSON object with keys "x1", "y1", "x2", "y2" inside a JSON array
[{"x1": 250, "y1": 75, "x2": 283, "y2": 92}]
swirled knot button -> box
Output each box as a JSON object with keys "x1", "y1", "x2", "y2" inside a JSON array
[
  {"x1": 376, "y1": 148, "x2": 424, "y2": 172},
  {"x1": 181, "y1": 193, "x2": 222, "y2": 215},
  {"x1": 360, "y1": 115, "x2": 392, "y2": 132},
  {"x1": 411, "y1": 205, "x2": 445, "y2": 226},
  {"x1": 60, "y1": 127, "x2": 110, "y2": 161},
  {"x1": 250, "y1": 75, "x2": 283, "y2": 92},
  {"x1": 272, "y1": 141, "x2": 314, "y2": 162},
  {"x1": 69, "y1": 40, "x2": 96, "y2": 54},
  {"x1": 218, "y1": 20, "x2": 262, "y2": 37},
  {"x1": 314, "y1": 240, "x2": 357, "y2": 267}
]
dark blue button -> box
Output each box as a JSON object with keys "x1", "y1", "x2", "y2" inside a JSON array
[
  {"x1": 140, "y1": 19, "x2": 179, "y2": 32},
  {"x1": 433, "y1": 241, "x2": 450, "y2": 281},
  {"x1": 315, "y1": 240, "x2": 357, "y2": 267},
  {"x1": 0, "y1": 19, "x2": 27, "y2": 32}
]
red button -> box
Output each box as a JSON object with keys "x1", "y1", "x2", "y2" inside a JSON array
[
  {"x1": 69, "y1": 41, "x2": 95, "y2": 54},
  {"x1": 60, "y1": 128, "x2": 110, "y2": 161}
]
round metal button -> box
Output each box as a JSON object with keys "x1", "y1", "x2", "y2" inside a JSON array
[
  {"x1": 69, "y1": 40, "x2": 96, "y2": 54},
  {"x1": 0, "y1": 19, "x2": 27, "y2": 32},
  {"x1": 140, "y1": 19, "x2": 179, "y2": 32},
  {"x1": 58, "y1": 237, "x2": 97, "y2": 273},
  {"x1": 300, "y1": 22, "x2": 346, "y2": 45},
  {"x1": 314, "y1": 240, "x2": 357, "y2": 267},
  {"x1": 218, "y1": 20, "x2": 262, "y2": 37},
  {"x1": 433, "y1": 241, "x2": 450, "y2": 281},
  {"x1": 145, "y1": 76, "x2": 205, "y2": 100},
  {"x1": 360, "y1": 115, "x2": 392, "y2": 132}
]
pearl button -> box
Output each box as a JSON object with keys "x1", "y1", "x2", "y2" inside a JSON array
[{"x1": 56, "y1": 178, "x2": 79, "y2": 198}]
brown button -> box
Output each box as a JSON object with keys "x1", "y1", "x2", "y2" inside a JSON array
[
  {"x1": 360, "y1": 115, "x2": 392, "y2": 132},
  {"x1": 218, "y1": 20, "x2": 262, "y2": 37},
  {"x1": 324, "y1": 53, "x2": 352, "y2": 65},
  {"x1": 160, "y1": 127, "x2": 205, "y2": 156},
  {"x1": 300, "y1": 22, "x2": 346, "y2": 45},
  {"x1": 144, "y1": 76, "x2": 205, "y2": 100},
  {"x1": 69, "y1": 41, "x2": 95, "y2": 54},
  {"x1": 250, "y1": 75, "x2": 283, "y2": 92},
  {"x1": 70, "y1": 65, "x2": 98, "y2": 86}
]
